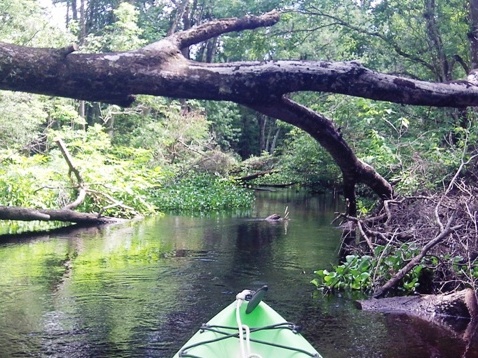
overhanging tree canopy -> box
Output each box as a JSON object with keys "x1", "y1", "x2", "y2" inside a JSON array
[{"x1": 1, "y1": 10, "x2": 478, "y2": 218}]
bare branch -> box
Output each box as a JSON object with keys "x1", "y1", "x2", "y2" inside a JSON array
[
  {"x1": 170, "y1": 10, "x2": 280, "y2": 49},
  {"x1": 56, "y1": 138, "x2": 83, "y2": 185}
]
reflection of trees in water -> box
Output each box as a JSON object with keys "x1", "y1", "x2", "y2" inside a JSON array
[
  {"x1": 235, "y1": 221, "x2": 285, "y2": 251},
  {"x1": 383, "y1": 314, "x2": 478, "y2": 358},
  {"x1": 254, "y1": 190, "x2": 342, "y2": 225},
  {"x1": 216, "y1": 220, "x2": 288, "y2": 288}
]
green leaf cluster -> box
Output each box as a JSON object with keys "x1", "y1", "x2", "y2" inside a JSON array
[
  {"x1": 311, "y1": 244, "x2": 423, "y2": 294},
  {"x1": 312, "y1": 255, "x2": 373, "y2": 291}
]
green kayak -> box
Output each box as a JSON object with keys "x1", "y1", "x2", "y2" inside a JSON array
[{"x1": 173, "y1": 286, "x2": 322, "y2": 358}]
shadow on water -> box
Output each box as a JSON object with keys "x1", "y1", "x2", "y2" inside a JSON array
[{"x1": 0, "y1": 189, "x2": 477, "y2": 357}]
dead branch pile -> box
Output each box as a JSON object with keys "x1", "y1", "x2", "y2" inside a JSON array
[{"x1": 341, "y1": 178, "x2": 478, "y2": 297}]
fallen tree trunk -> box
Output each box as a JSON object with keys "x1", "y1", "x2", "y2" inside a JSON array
[
  {"x1": 4, "y1": 11, "x2": 478, "y2": 214},
  {"x1": 0, "y1": 206, "x2": 124, "y2": 224},
  {"x1": 235, "y1": 169, "x2": 279, "y2": 182}
]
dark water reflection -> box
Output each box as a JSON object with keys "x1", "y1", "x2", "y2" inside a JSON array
[{"x1": 0, "y1": 189, "x2": 476, "y2": 357}]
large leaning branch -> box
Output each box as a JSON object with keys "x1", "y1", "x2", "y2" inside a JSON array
[
  {"x1": 1, "y1": 12, "x2": 478, "y2": 107},
  {"x1": 249, "y1": 97, "x2": 394, "y2": 213}
]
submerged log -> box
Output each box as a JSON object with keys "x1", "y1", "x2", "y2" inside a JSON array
[
  {"x1": 358, "y1": 288, "x2": 478, "y2": 339},
  {"x1": 236, "y1": 169, "x2": 279, "y2": 182}
]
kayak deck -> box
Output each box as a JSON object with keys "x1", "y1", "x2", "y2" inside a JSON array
[{"x1": 173, "y1": 299, "x2": 321, "y2": 358}]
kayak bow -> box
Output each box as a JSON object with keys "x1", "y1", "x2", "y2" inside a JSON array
[{"x1": 173, "y1": 286, "x2": 322, "y2": 358}]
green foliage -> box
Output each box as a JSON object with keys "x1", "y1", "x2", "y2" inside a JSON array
[
  {"x1": 270, "y1": 128, "x2": 340, "y2": 190},
  {"x1": 50, "y1": 125, "x2": 161, "y2": 217},
  {"x1": 106, "y1": 3, "x2": 146, "y2": 51},
  {"x1": 312, "y1": 244, "x2": 423, "y2": 293},
  {"x1": 312, "y1": 255, "x2": 373, "y2": 291},
  {"x1": 0, "y1": 114, "x2": 253, "y2": 219},
  {"x1": 0, "y1": 92, "x2": 48, "y2": 151},
  {"x1": 301, "y1": 92, "x2": 471, "y2": 194},
  {"x1": 110, "y1": 97, "x2": 213, "y2": 170},
  {"x1": 0, "y1": 0, "x2": 74, "y2": 46},
  {"x1": 83, "y1": 2, "x2": 146, "y2": 52},
  {"x1": 44, "y1": 98, "x2": 87, "y2": 128},
  {"x1": 0, "y1": 152, "x2": 62, "y2": 208},
  {"x1": 202, "y1": 101, "x2": 242, "y2": 150},
  {"x1": 0, "y1": 125, "x2": 162, "y2": 218},
  {"x1": 150, "y1": 173, "x2": 254, "y2": 213}
]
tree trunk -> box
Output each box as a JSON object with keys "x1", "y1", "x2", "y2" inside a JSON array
[
  {"x1": 424, "y1": 0, "x2": 449, "y2": 81},
  {"x1": 79, "y1": 0, "x2": 86, "y2": 44},
  {"x1": 259, "y1": 114, "x2": 266, "y2": 153}
]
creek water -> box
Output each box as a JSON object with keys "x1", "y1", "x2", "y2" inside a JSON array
[{"x1": 0, "y1": 190, "x2": 473, "y2": 357}]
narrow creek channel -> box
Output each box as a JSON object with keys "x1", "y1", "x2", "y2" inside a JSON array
[{"x1": 0, "y1": 190, "x2": 471, "y2": 357}]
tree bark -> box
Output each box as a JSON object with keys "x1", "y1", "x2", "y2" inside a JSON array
[{"x1": 424, "y1": 0, "x2": 449, "y2": 81}]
